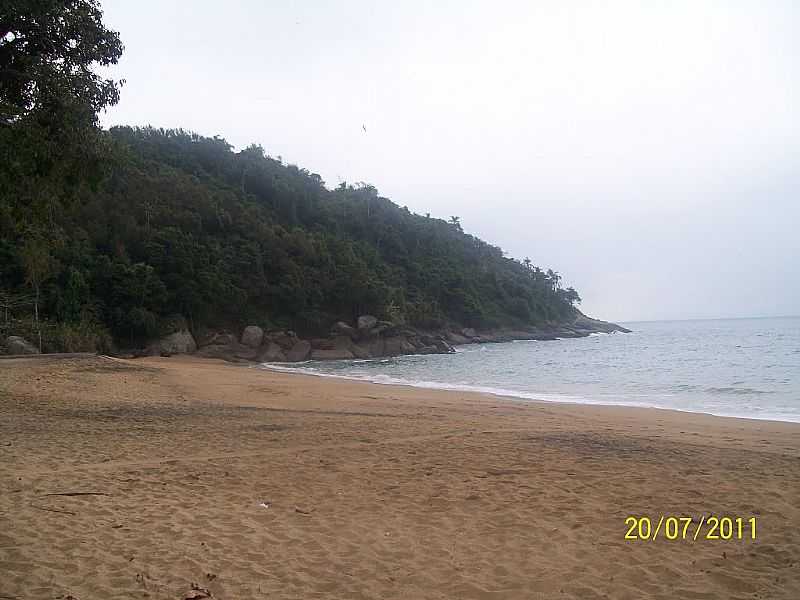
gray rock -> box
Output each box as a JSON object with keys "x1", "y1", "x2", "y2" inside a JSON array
[
  {"x1": 572, "y1": 311, "x2": 632, "y2": 334},
  {"x1": 258, "y1": 342, "x2": 287, "y2": 362},
  {"x1": 311, "y1": 348, "x2": 355, "y2": 360},
  {"x1": 270, "y1": 331, "x2": 298, "y2": 350},
  {"x1": 417, "y1": 345, "x2": 440, "y2": 355},
  {"x1": 462, "y1": 327, "x2": 477, "y2": 338},
  {"x1": 5, "y1": 335, "x2": 38, "y2": 354},
  {"x1": 445, "y1": 331, "x2": 470, "y2": 345},
  {"x1": 149, "y1": 329, "x2": 197, "y2": 355},
  {"x1": 357, "y1": 315, "x2": 378, "y2": 330},
  {"x1": 240, "y1": 325, "x2": 264, "y2": 348},
  {"x1": 366, "y1": 337, "x2": 385, "y2": 357},
  {"x1": 350, "y1": 344, "x2": 372, "y2": 359},
  {"x1": 199, "y1": 331, "x2": 237, "y2": 348},
  {"x1": 434, "y1": 339, "x2": 456, "y2": 354},
  {"x1": 310, "y1": 337, "x2": 334, "y2": 349},
  {"x1": 196, "y1": 344, "x2": 235, "y2": 360},
  {"x1": 371, "y1": 320, "x2": 397, "y2": 336},
  {"x1": 384, "y1": 336, "x2": 416, "y2": 356},
  {"x1": 286, "y1": 340, "x2": 311, "y2": 362},
  {"x1": 234, "y1": 347, "x2": 259, "y2": 360},
  {"x1": 331, "y1": 321, "x2": 358, "y2": 339}
]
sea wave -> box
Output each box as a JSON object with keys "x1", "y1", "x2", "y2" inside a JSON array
[
  {"x1": 706, "y1": 386, "x2": 775, "y2": 396},
  {"x1": 255, "y1": 361, "x2": 800, "y2": 423}
]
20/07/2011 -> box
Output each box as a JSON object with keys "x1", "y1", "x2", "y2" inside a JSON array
[{"x1": 625, "y1": 516, "x2": 757, "y2": 541}]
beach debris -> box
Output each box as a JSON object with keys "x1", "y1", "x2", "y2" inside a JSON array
[
  {"x1": 485, "y1": 468, "x2": 524, "y2": 477},
  {"x1": 258, "y1": 501, "x2": 271, "y2": 509},
  {"x1": 41, "y1": 492, "x2": 110, "y2": 497},
  {"x1": 184, "y1": 583, "x2": 213, "y2": 599},
  {"x1": 295, "y1": 505, "x2": 314, "y2": 515},
  {"x1": 28, "y1": 503, "x2": 75, "y2": 516}
]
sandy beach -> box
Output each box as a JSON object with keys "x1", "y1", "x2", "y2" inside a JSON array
[{"x1": 1, "y1": 355, "x2": 798, "y2": 599}]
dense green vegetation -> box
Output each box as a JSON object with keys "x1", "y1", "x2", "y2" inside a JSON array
[{"x1": 1, "y1": 0, "x2": 581, "y2": 351}]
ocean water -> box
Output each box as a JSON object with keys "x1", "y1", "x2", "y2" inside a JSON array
[{"x1": 261, "y1": 317, "x2": 800, "y2": 423}]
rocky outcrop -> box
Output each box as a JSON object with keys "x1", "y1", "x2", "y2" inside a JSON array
[
  {"x1": 179, "y1": 310, "x2": 628, "y2": 366},
  {"x1": 5, "y1": 335, "x2": 38, "y2": 354},
  {"x1": 148, "y1": 329, "x2": 197, "y2": 355},
  {"x1": 257, "y1": 342, "x2": 286, "y2": 362},
  {"x1": 445, "y1": 331, "x2": 470, "y2": 345},
  {"x1": 271, "y1": 331, "x2": 298, "y2": 350},
  {"x1": 240, "y1": 325, "x2": 264, "y2": 348},
  {"x1": 570, "y1": 311, "x2": 631, "y2": 334},
  {"x1": 384, "y1": 335, "x2": 416, "y2": 356},
  {"x1": 357, "y1": 315, "x2": 378, "y2": 331},
  {"x1": 331, "y1": 321, "x2": 358, "y2": 339},
  {"x1": 311, "y1": 348, "x2": 355, "y2": 360},
  {"x1": 286, "y1": 340, "x2": 311, "y2": 362},
  {"x1": 350, "y1": 343, "x2": 372, "y2": 359}
]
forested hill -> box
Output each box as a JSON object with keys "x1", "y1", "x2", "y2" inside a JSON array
[
  {"x1": 2, "y1": 125, "x2": 584, "y2": 349},
  {"x1": 0, "y1": 1, "x2": 604, "y2": 353}
]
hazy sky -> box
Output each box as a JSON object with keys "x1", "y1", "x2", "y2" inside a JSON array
[{"x1": 99, "y1": 0, "x2": 798, "y2": 322}]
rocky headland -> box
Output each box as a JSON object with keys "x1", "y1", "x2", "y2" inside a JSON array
[{"x1": 127, "y1": 311, "x2": 631, "y2": 364}]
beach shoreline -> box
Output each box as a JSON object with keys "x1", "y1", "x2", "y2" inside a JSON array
[{"x1": 1, "y1": 355, "x2": 798, "y2": 599}]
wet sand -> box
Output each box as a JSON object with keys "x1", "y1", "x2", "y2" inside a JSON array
[{"x1": 1, "y1": 355, "x2": 798, "y2": 599}]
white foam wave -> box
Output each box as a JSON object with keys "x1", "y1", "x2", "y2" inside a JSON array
[{"x1": 255, "y1": 362, "x2": 800, "y2": 423}]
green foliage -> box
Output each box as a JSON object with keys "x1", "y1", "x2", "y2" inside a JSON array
[
  {"x1": 1, "y1": 0, "x2": 123, "y2": 123},
  {"x1": 2, "y1": 126, "x2": 582, "y2": 345}
]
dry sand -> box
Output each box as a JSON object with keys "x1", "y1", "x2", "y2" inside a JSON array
[{"x1": 1, "y1": 355, "x2": 798, "y2": 599}]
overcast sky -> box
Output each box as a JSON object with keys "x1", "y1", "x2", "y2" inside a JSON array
[{"x1": 99, "y1": 0, "x2": 798, "y2": 322}]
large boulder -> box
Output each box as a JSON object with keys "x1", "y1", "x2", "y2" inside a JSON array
[
  {"x1": 310, "y1": 337, "x2": 336, "y2": 350},
  {"x1": 196, "y1": 344, "x2": 236, "y2": 360},
  {"x1": 365, "y1": 337, "x2": 385, "y2": 357},
  {"x1": 445, "y1": 331, "x2": 470, "y2": 345},
  {"x1": 350, "y1": 344, "x2": 372, "y2": 359},
  {"x1": 270, "y1": 331, "x2": 298, "y2": 351},
  {"x1": 331, "y1": 321, "x2": 358, "y2": 339},
  {"x1": 357, "y1": 315, "x2": 378, "y2": 331},
  {"x1": 199, "y1": 331, "x2": 237, "y2": 348},
  {"x1": 417, "y1": 345, "x2": 440, "y2": 355},
  {"x1": 311, "y1": 348, "x2": 355, "y2": 360},
  {"x1": 5, "y1": 335, "x2": 38, "y2": 355},
  {"x1": 434, "y1": 339, "x2": 456, "y2": 354},
  {"x1": 461, "y1": 327, "x2": 477, "y2": 338},
  {"x1": 240, "y1": 325, "x2": 264, "y2": 349},
  {"x1": 286, "y1": 340, "x2": 311, "y2": 362},
  {"x1": 150, "y1": 329, "x2": 197, "y2": 355},
  {"x1": 371, "y1": 320, "x2": 397, "y2": 336},
  {"x1": 384, "y1": 336, "x2": 416, "y2": 356},
  {"x1": 258, "y1": 342, "x2": 286, "y2": 362}
]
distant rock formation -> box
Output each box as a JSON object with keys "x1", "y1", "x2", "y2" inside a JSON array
[
  {"x1": 147, "y1": 329, "x2": 197, "y2": 356},
  {"x1": 240, "y1": 325, "x2": 264, "y2": 348},
  {"x1": 141, "y1": 311, "x2": 629, "y2": 364},
  {"x1": 4, "y1": 335, "x2": 38, "y2": 355}
]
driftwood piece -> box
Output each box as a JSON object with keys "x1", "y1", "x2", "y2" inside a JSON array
[
  {"x1": 29, "y1": 503, "x2": 76, "y2": 516},
  {"x1": 40, "y1": 492, "x2": 110, "y2": 497}
]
